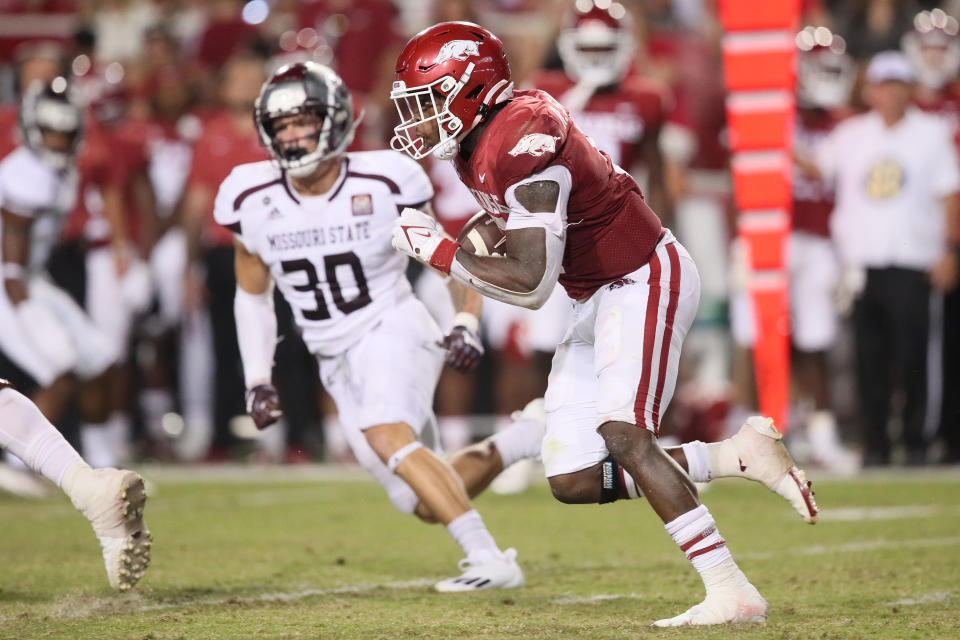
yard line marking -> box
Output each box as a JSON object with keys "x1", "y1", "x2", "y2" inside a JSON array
[{"x1": 884, "y1": 592, "x2": 952, "y2": 606}]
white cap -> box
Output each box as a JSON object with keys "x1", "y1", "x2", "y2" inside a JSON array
[{"x1": 866, "y1": 50, "x2": 916, "y2": 83}]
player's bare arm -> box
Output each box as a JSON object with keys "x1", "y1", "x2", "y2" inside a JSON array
[
  {"x1": 454, "y1": 181, "x2": 558, "y2": 293},
  {"x1": 393, "y1": 177, "x2": 565, "y2": 309},
  {"x1": 232, "y1": 237, "x2": 281, "y2": 429},
  {"x1": 1, "y1": 207, "x2": 31, "y2": 304}
]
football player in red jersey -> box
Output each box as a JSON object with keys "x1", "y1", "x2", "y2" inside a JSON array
[
  {"x1": 389, "y1": 22, "x2": 817, "y2": 626},
  {"x1": 541, "y1": 1, "x2": 668, "y2": 214}
]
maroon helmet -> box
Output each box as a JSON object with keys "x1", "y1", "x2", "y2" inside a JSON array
[
  {"x1": 390, "y1": 22, "x2": 513, "y2": 160},
  {"x1": 254, "y1": 61, "x2": 356, "y2": 177}
]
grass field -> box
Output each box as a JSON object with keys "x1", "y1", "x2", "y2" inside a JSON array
[{"x1": 1, "y1": 464, "x2": 959, "y2": 639}]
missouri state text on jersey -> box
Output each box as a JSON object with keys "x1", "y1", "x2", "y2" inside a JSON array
[
  {"x1": 454, "y1": 90, "x2": 663, "y2": 300},
  {"x1": 214, "y1": 150, "x2": 433, "y2": 355}
]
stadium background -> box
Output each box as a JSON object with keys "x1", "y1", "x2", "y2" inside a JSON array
[{"x1": 0, "y1": 0, "x2": 957, "y2": 476}]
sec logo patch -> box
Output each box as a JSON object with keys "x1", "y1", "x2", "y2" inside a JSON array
[{"x1": 351, "y1": 194, "x2": 373, "y2": 216}]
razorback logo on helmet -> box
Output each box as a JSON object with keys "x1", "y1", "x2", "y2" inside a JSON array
[
  {"x1": 434, "y1": 40, "x2": 480, "y2": 64},
  {"x1": 508, "y1": 133, "x2": 561, "y2": 157}
]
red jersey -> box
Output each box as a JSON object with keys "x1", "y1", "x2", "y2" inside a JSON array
[
  {"x1": 187, "y1": 112, "x2": 268, "y2": 247},
  {"x1": 0, "y1": 105, "x2": 18, "y2": 161},
  {"x1": 532, "y1": 70, "x2": 670, "y2": 169},
  {"x1": 454, "y1": 90, "x2": 663, "y2": 300},
  {"x1": 793, "y1": 108, "x2": 845, "y2": 238}
]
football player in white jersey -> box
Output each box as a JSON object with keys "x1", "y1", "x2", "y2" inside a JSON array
[
  {"x1": 216, "y1": 62, "x2": 542, "y2": 591},
  {"x1": 0, "y1": 82, "x2": 151, "y2": 590}
]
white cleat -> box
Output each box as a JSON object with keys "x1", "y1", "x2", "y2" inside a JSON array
[
  {"x1": 653, "y1": 571, "x2": 768, "y2": 627},
  {"x1": 67, "y1": 466, "x2": 152, "y2": 591},
  {"x1": 730, "y1": 416, "x2": 819, "y2": 524},
  {"x1": 434, "y1": 548, "x2": 525, "y2": 592}
]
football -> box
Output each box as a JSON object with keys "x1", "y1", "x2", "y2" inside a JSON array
[{"x1": 457, "y1": 211, "x2": 506, "y2": 256}]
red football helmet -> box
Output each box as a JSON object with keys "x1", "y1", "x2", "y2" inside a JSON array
[
  {"x1": 902, "y1": 8, "x2": 960, "y2": 89},
  {"x1": 795, "y1": 26, "x2": 855, "y2": 110},
  {"x1": 390, "y1": 21, "x2": 513, "y2": 160},
  {"x1": 557, "y1": 1, "x2": 634, "y2": 87}
]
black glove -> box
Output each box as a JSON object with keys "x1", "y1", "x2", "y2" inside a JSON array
[
  {"x1": 246, "y1": 383, "x2": 282, "y2": 430},
  {"x1": 441, "y1": 316, "x2": 484, "y2": 373}
]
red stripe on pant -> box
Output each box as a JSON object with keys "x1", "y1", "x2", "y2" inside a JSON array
[
  {"x1": 651, "y1": 243, "x2": 682, "y2": 434},
  {"x1": 634, "y1": 251, "x2": 663, "y2": 433}
]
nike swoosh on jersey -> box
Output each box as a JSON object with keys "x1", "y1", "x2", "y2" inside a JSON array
[{"x1": 479, "y1": 173, "x2": 486, "y2": 183}]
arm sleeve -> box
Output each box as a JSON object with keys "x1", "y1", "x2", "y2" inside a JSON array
[
  {"x1": 234, "y1": 283, "x2": 277, "y2": 389},
  {"x1": 503, "y1": 163, "x2": 572, "y2": 239}
]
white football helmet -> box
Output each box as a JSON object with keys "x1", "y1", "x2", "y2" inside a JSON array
[
  {"x1": 795, "y1": 27, "x2": 855, "y2": 110},
  {"x1": 18, "y1": 78, "x2": 83, "y2": 171},
  {"x1": 902, "y1": 8, "x2": 960, "y2": 90},
  {"x1": 557, "y1": 0, "x2": 634, "y2": 87}
]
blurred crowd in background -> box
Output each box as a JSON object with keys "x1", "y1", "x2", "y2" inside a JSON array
[{"x1": 0, "y1": 0, "x2": 958, "y2": 483}]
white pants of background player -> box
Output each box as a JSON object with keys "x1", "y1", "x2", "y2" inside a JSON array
[
  {"x1": 317, "y1": 294, "x2": 445, "y2": 513},
  {"x1": 0, "y1": 275, "x2": 116, "y2": 387},
  {"x1": 542, "y1": 231, "x2": 701, "y2": 477},
  {"x1": 729, "y1": 232, "x2": 839, "y2": 352}
]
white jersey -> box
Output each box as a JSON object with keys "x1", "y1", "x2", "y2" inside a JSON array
[
  {"x1": 214, "y1": 150, "x2": 433, "y2": 356},
  {"x1": 817, "y1": 108, "x2": 960, "y2": 270},
  {"x1": 0, "y1": 146, "x2": 77, "y2": 273}
]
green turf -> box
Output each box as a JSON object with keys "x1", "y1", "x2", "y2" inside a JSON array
[{"x1": 1, "y1": 467, "x2": 959, "y2": 639}]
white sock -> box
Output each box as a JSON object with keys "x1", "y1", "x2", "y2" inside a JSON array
[
  {"x1": 681, "y1": 441, "x2": 713, "y2": 482},
  {"x1": 446, "y1": 509, "x2": 501, "y2": 558},
  {"x1": 490, "y1": 415, "x2": 543, "y2": 468},
  {"x1": 80, "y1": 423, "x2": 117, "y2": 469},
  {"x1": 665, "y1": 504, "x2": 734, "y2": 576},
  {"x1": 706, "y1": 439, "x2": 746, "y2": 479},
  {"x1": 0, "y1": 387, "x2": 82, "y2": 486}
]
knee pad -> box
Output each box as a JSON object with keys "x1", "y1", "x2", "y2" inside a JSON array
[{"x1": 599, "y1": 456, "x2": 621, "y2": 504}]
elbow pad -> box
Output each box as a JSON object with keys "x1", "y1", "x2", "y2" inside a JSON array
[{"x1": 234, "y1": 284, "x2": 277, "y2": 388}]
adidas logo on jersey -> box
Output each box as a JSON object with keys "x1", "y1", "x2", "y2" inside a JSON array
[{"x1": 268, "y1": 207, "x2": 283, "y2": 220}]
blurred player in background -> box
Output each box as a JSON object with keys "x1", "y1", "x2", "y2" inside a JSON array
[
  {"x1": 903, "y1": 8, "x2": 960, "y2": 462},
  {"x1": 732, "y1": 27, "x2": 859, "y2": 473},
  {"x1": 65, "y1": 57, "x2": 156, "y2": 468},
  {"x1": 391, "y1": 21, "x2": 817, "y2": 625},
  {"x1": 220, "y1": 62, "x2": 545, "y2": 590},
  {"x1": 0, "y1": 81, "x2": 124, "y2": 481}
]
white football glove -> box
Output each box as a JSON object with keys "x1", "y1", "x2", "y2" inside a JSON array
[{"x1": 392, "y1": 207, "x2": 460, "y2": 274}]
